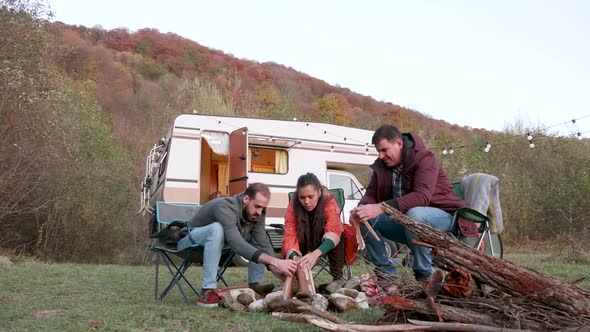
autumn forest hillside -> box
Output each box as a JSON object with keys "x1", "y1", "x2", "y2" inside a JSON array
[{"x1": 1, "y1": 1, "x2": 588, "y2": 263}]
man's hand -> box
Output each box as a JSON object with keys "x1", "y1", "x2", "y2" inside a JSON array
[
  {"x1": 349, "y1": 211, "x2": 361, "y2": 227},
  {"x1": 298, "y1": 249, "x2": 322, "y2": 270},
  {"x1": 353, "y1": 203, "x2": 384, "y2": 222},
  {"x1": 270, "y1": 258, "x2": 298, "y2": 278}
]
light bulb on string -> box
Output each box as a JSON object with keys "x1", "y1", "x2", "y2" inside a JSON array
[
  {"x1": 578, "y1": 132, "x2": 583, "y2": 140},
  {"x1": 218, "y1": 120, "x2": 221, "y2": 124},
  {"x1": 449, "y1": 147, "x2": 454, "y2": 155},
  {"x1": 365, "y1": 148, "x2": 369, "y2": 155},
  {"x1": 306, "y1": 123, "x2": 309, "y2": 126},
  {"x1": 485, "y1": 142, "x2": 491, "y2": 149},
  {"x1": 529, "y1": 142, "x2": 535, "y2": 148},
  {"x1": 527, "y1": 132, "x2": 533, "y2": 141},
  {"x1": 330, "y1": 145, "x2": 334, "y2": 152},
  {"x1": 442, "y1": 148, "x2": 448, "y2": 155},
  {"x1": 324, "y1": 130, "x2": 327, "y2": 134},
  {"x1": 293, "y1": 117, "x2": 297, "y2": 121},
  {"x1": 242, "y1": 128, "x2": 247, "y2": 135}
]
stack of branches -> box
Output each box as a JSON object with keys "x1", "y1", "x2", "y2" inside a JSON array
[{"x1": 372, "y1": 204, "x2": 590, "y2": 331}]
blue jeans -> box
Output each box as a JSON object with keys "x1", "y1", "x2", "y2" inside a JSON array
[
  {"x1": 177, "y1": 222, "x2": 265, "y2": 289},
  {"x1": 361, "y1": 207, "x2": 453, "y2": 275}
]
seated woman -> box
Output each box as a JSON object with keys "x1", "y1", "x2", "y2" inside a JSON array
[{"x1": 282, "y1": 173, "x2": 345, "y2": 281}]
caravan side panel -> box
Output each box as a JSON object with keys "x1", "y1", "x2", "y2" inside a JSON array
[{"x1": 163, "y1": 127, "x2": 201, "y2": 204}]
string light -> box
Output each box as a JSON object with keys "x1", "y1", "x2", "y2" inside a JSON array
[
  {"x1": 365, "y1": 147, "x2": 369, "y2": 155},
  {"x1": 215, "y1": 113, "x2": 587, "y2": 156}
]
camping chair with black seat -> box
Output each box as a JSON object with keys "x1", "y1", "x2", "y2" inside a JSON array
[
  {"x1": 287, "y1": 188, "x2": 355, "y2": 280},
  {"x1": 150, "y1": 201, "x2": 231, "y2": 304},
  {"x1": 452, "y1": 173, "x2": 504, "y2": 258}
]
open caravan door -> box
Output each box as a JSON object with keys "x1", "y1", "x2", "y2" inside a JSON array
[{"x1": 228, "y1": 127, "x2": 248, "y2": 195}]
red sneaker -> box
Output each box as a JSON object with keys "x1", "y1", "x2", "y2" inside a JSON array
[{"x1": 197, "y1": 289, "x2": 221, "y2": 307}]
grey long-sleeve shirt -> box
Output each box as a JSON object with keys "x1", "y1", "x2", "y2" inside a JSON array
[{"x1": 188, "y1": 192, "x2": 274, "y2": 263}]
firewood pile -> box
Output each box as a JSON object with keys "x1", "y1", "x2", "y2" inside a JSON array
[{"x1": 273, "y1": 204, "x2": 590, "y2": 331}]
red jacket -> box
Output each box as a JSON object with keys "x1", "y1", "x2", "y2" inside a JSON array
[
  {"x1": 360, "y1": 133, "x2": 468, "y2": 213},
  {"x1": 282, "y1": 194, "x2": 343, "y2": 259}
]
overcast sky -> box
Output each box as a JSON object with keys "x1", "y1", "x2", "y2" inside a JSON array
[{"x1": 51, "y1": 0, "x2": 590, "y2": 137}]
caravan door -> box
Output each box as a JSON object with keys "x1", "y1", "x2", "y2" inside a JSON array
[{"x1": 228, "y1": 127, "x2": 248, "y2": 195}]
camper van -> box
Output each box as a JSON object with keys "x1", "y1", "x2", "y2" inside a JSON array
[{"x1": 140, "y1": 114, "x2": 398, "y2": 262}]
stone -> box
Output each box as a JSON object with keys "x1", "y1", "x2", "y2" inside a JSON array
[
  {"x1": 328, "y1": 293, "x2": 358, "y2": 312},
  {"x1": 343, "y1": 276, "x2": 361, "y2": 290},
  {"x1": 336, "y1": 288, "x2": 359, "y2": 299},
  {"x1": 325, "y1": 279, "x2": 346, "y2": 294},
  {"x1": 248, "y1": 299, "x2": 267, "y2": 312},
  {"x1": 237, "y1": 293, "x2": 254, "y2": 306},
  {"x1": 264, "y1": 291, "x2": 285, "y2": 305},
  {"x1": 227, "y1": 302, "x2": 246, "y2": 312},
  {"x1": 311, "y1": 294, "x2": 328, "y2": 311},
  {"x1": 355, "y1": 292, "x2": 369, "y2": 309},
  {"x1": 0, "y1": 256, "x2": 13, "y2": 269},
  {"x1": 224, "y1": 288, "x2": 256, "y2": 306}
]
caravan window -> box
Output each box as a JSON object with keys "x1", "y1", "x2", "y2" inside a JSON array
[
  {"x1": 329, "y1": 174, "x2": 363, "y2": 200},
  {"x1": 249, "y1": 147, "x2": 288, "y2": 174}
]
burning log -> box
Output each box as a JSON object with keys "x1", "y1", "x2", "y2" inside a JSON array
[{"x1": 381, "y1": 203, "x2": 590, "y2": 315}]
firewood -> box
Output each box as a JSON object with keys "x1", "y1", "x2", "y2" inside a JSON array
[
  {"x1": 273, "y1": 312, "x2": 526, "y2": 331},
  {"x1": 373, "y1": 295, "x2": 543, "y2": 330},
  {"x1": 381, "y1": 203, "x2": 590, "y2": 315}
]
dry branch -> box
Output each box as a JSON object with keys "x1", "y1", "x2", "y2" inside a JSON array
[
  {"x1": 273, "y1": 312, "x2": 528, "y2": 332},
  {"x1": 382, "y1": 203, "x2": 590, "y2": 315}
]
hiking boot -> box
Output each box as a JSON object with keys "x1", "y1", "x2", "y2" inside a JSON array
[
  {"x1": 248, "y1": 283, "x2": 275, "y2": 297},
  {"x1": 197, "y1": 289, "x2": 221, "y2": 307},
  {"x1": 414, "y1": 270, "x2": 432, "y2": 283}
]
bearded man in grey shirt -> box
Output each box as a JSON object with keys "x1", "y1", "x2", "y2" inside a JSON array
[{"x1": 177, "y1": 182, "x2": 297, "y2": 306}]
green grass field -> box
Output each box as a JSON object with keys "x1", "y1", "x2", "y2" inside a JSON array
[{"x1": 1, "y1": 253, "x2": 588, "y2": 331}]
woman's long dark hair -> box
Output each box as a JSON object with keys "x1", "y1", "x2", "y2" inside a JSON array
[{"x1": 293, "y1": 173, "x2": 330, "y2": 254}]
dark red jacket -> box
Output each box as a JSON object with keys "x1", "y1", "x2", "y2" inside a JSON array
[{"x1": 360, "y1": 133, "x2": 467, "y2": 213}]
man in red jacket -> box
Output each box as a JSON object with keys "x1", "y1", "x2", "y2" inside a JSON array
[{"x1": 351, "y1": 125, "x2": 467, "y2": 283}]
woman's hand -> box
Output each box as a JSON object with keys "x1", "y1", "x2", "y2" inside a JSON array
[{"x1": 298, "y1": 249, "x2": 322, "y2": 270}]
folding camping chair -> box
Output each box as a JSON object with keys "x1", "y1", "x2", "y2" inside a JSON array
[
  {"x1": 150, "y1": 201, "x2": 230, "y2": 304},
  {"x1": 287, "y1": 188, "x2": 354, "y2": 280},
  {"x1": 452, "y1": 173, "x2": 503, "y2": 258}
]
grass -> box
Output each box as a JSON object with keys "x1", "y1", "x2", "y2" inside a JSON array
[
  {"x1": 0, "y1": 252, "x2": 588, "y2": 331},
  {"x1": 0, "y1": 258, "x2": 383, "y2": 332}
]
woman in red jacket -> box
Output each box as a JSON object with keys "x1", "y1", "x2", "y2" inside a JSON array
[{"x1": 282, "y1": 173, "x2": 345, "y2": 281}]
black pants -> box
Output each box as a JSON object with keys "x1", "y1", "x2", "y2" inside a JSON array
[{"x1": 326, "y1": 237, "x2": 345, "y2": 280}]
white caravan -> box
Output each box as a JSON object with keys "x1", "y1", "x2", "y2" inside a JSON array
[{"x1": 140, "y1": 114, "x2": 379, "y2": 252}]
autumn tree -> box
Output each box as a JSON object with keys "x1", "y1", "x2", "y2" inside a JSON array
[{"x1": 317, "y1": 93, "x2": 349, "y2": 125}]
